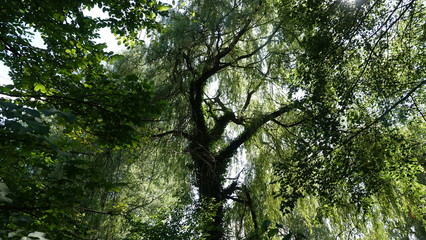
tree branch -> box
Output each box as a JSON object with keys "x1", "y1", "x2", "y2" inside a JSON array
[
  {"x1": 243, "y1": 185, "x2": 258, "y2": 232},
  {"x1": 341, "y1": 80, "x2": 426, "y2": 147},
  {"x1": 410, "y1": 95, "x2": 426, "y2": 122},
  {"x1": 226, "y1": 196, "x2": 246, "y2": 204},
  {"x1": 242, "y1": 88, "x2": 258, "y2": 112},
  {"x1": 0, "y1": 36, "x2": 21, "y2": 57},
  {"x1": 216, "y1": 102, "x2": 297, "y2": 161},
  {"x1": 150, "y1": 130, "x2": 191, "y2": 140},
  {"x1": 74, "y1": 206, "x2": 119, "y2": 216}
]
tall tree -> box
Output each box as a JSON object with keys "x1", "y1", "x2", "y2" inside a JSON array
[{"x1": 121, "y1": 0, "x2": 425, "y2": 239}]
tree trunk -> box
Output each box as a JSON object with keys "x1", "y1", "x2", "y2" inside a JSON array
[{"x1": 191, "y1": 146, "x2": 228, "y2": 240}]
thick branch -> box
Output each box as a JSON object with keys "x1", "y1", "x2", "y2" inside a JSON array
[
  {"x1": 189, "y1": 81, "x2": 209, "y2": 137},
  {"x1": 192, "y1": 1, "x2": 264, "y2": 88},
  {"x1": 226, "y1": 196, "x2": 246, "y2": 204},
  {"x1": 216, "y1": 102, "x2": 297, "y2": 161},
  {"x1": 209, "y1": 95, "x2": 244, "y2": 142},
  {"x1": 189, "y1": 5, "x2": 282, "y2": 153}
]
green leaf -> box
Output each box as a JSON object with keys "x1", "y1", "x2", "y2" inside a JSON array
[
  {"x1": 28, "y1": 231, "x2": 47, "y2": 239},
  {"x1": 261, "y1": 219, "x2": 272, "y2": 232},
  {"x1": 26, "y1": 119, "x2": 50, "y2": 134},
  {"x1": 6, "y1": 120, "x2": 27, "y2": 134},
  {"x1": 157, "y1": 4, "x2": 171, "y2": 12},
  {"x1": 11, "y1": 213, "x2": 34, "y2": 224},
  {"x1": 0, "y1": 101, "x2": 18, "y2": 110},
  {"x1": 42, "y1": 109, "x2": 75, "y2": 122},
  {"x1": 42, "y1": 109, "x2": 58, "y2": 116},
  {"x1": 34, "y1": 83, "x2": 47, "y2": 93},
  {"x1": 0, "y1": 84, "x2": 14, "y2": 94},
  {"x1": 58, "y1": 111, "x2": 76, "y2": 122},
  {"x1": 0, "y1": 195, "x2": 12, "y2": 204},
  {"x1": 0, "y1": 183, "x2": 9, "y2": 193},
  {"x1": 268, "y1": 228, "x2": 279, "y2": 238},
  {"x1": 282, "y1": 233, "x2": 292, "y2": 240},
  {"x1": 24, "y1": 108, "x2": 41, "y2": 118},
  {"x1": 0, "y1": 182, "x2": 12, "y2": 204}
]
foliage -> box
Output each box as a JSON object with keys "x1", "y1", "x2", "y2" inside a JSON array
[
  {"x1": 125, "y1": 0, "x2": 425, "y2": 239},
  {"x1": 2, "y1": 0, "x2": 426, "y2": 239},
  {"x1": 0, "y1": 0, "x2": 169, "y2": 143},
  {"x1": 0, "y1": 0, "x2": 170, "y2": 238}
]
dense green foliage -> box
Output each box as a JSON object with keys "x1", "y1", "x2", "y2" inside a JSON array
[
  {"x1": 1, "y1": 0, "x2": 425, "y2": 239},
  {"x1": 0, "y1": 0, "x2": 170, "y2": 238}
]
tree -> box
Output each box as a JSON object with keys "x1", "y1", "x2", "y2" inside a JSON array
[
  {"x1": 2, "y1": 0, "x2": 425, "y2": 239},
  {"x1": 0, "y1": 0, "x2": 170, "y2": 238},
  {"x1": 0, "y1": 0, "x2": 172, "y2": 144},
  {"x1": 120, "y1": 0, "x2": 425, "y2": 239}
]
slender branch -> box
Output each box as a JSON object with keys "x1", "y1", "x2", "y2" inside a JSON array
[
  {"x1": 183, "y1": 52, "x2": 197, "y2": 75},
  {"x1": 341, "y1": 80, "x2": 426, "y2": 147},
  {"x1": 272, "y1": 118, "x2": 307, "y2": 129},
  {"x1": 272, "y1": 118, "x2": 307, "y2": 138},
  {"x1": 243, "y1": 185, "x2": 258, "y2": 231},
  {"x1": 226, "y1": 196, "x2": 246, "y2": 204},
  {"x1": 242, "y1": 88, "x2": 258, "y2": 112},
  {"x1": 231, "y1": 21, "x2": 282, "y2": 64},
  {"x1": 150, "y1": 130, "x2": 191, "y2": 140},
  {"x1": 125, "y1": 194, "x2": 165, "y2": 214},
  {"x1": 74, "y1": 206, "x2": 119, "y2": 215},
  {"x1": 349, "y1": 0, "x2": 414, "y2": 93},
  {"x1": 0, "y1": 36, "x2": 21, "y2": 57},
  {"x1": 410, "y1": 95, "x2": 426, "y2": 122}
]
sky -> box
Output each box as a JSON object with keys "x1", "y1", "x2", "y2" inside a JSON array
[
  {"x1": 0, "y1": 6, "x2": 126, "y2": 86},
  {"x1": 0, "y1": 62, "x2": 9, "y2": 85}
]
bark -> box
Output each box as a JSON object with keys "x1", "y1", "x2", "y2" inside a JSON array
[
  {"x1": 190, "y1": 138, "x2": 228, "y2": 239},
  {"x1": 194, "y1": 155, "x2": 226, "y2": 239},
  {"x1": 188, "y1": 103, "x2": 298, "y2": 239}
]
